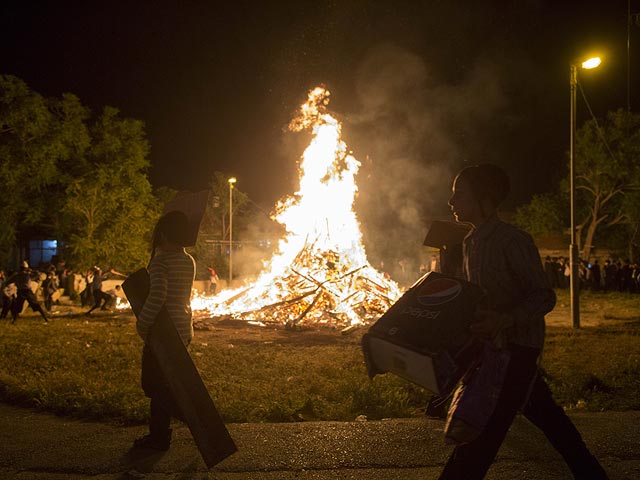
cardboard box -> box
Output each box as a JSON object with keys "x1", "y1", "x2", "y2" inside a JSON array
[{"x1": 362, "y1": 272, "x2": 484, "y2": 395}]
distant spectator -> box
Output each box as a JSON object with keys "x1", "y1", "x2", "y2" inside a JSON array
[
  {"x1": 579, "y1": 260, "x2": 590, "y2": 289},
  {"x1": 42, "y1": 270, "x2": 58, "y2": 311},
  {"x1": 55, "y1": 258, "x2": 66, "y2": 283},
  {"x1": 206, "y1": 266, "x2": 219, "y2": 295},
  {"x1": 619, "y1": 260, "x2": 633, "y2": 292},
  {"x1": 563, "y1": 259, "x2": 571, "y2": 288},
  {"x1": 0, "y1": 270, "x2": 15, "y2": 319},
  {"x1": 589, "y1": 260, "x2": 601, "y2": 291},
  {"x1": 86, "y1": 267, "x2": 109, "y2": 315},
  {"x1": 80, "y1": 268, "x2": 94, "y2": 307},
  {"x1": 7, "y1": 261, "x2": 48, "y2": 323},
  {"x1": 61, "y1": 268, "x2": 76, "y2": 299},
  {"x1": 553, "y1": 257, "x2": 563, "y2": 288},
  {"x1": 630, "y1": 261, "x2": 639, "y2": 294},
  {"x1": 544, "y1": 256, "x2": 557, "y2": 288},
  {"x1": 603, "y1": 259, "x2": 617, "y2": 292}
]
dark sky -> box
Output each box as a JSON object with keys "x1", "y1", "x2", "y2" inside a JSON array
[{"x1": 2, "y1": 0, "x2": 639, "y2": 220}]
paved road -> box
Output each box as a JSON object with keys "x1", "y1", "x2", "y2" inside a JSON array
[{"x1": 0, "y1": 404, "x2": 638, "y2": 479}]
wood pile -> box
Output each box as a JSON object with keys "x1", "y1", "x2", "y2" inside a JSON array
[{"x1": 194, "y1": 238, "x2": 400, "y2": 329}]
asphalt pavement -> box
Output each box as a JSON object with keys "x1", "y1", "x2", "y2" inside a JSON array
[{"x1": 0, "y1": 404, "x2": 638, "y2": 479}]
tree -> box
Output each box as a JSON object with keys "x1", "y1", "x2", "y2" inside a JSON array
[
  {"x1": 0, "y1": 75, "x2": 90, "y2": 266},
  {"x1": 574, "y1": 109, "x2": 640, "y2": 259},
  {"x1": 61, "y1": 106, "x2": 161, "y2": 271},
  {"x1": 515, "y1": 109, "x2": 640, "y2": 260},
  {"x1": 620, "y1": 187, "x2": 640, "y2": 260},
  {"x1": 514, "y1": 192, "x2": 567, "y2": 238}
]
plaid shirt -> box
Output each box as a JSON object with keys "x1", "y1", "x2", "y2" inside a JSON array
[{"x1": 463, "y1": 214, "x2": 555, "y2": 349}]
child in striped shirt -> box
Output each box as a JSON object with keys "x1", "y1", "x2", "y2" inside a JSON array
[{"x1": 134, "y1": 210, "x2": 195, "y2": 451}]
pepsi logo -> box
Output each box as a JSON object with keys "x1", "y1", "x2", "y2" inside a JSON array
[{"x1": 417, "y1": 278, "x2": 462, "y2": 306}]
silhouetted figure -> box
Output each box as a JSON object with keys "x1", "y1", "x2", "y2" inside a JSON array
[
  {"x1": 62, "y1": 268, "x2": 76, "y2": 300},
  {"x1": 441, "y1": 164, "x2": 608, "y2": 480},
  {"x1": 544, "y1": 256, "x2": 557, "y2": 288},
  {"x1": 7, "y1": 262, "x2": 48, "y2": 323},
  {"x1": 631, "y1": 261, "x2": 640, "y2": 293},
  {"x1": 80, "y1": 268, "x2": 94, "y2": 307},
  {"x1": 42, "y1": 270, "x2": 58, "y2": 311},
  {"x1": 134, "y1": 210, "x2": 195, "y2": 451},
  {"x1": 590, "y1": 260, "x2": 601, "y2": 290},
  {"x1": 603, "y1": 259, "x2": 617, "y2": 292},
  {"x1": 0, "y1": 270, "x2": 14, "y2": 319},
  {"x1": 86, "y1": 267, "x2": 109, "y2": 315},
  {"x1": 556, "y1": 257, "x2": 568, "y2": 288},
  {"x1": 614, "y1": 261, "x2": 624, "y2": 291},
  {"x1": 619, "y1": 260, "x2": 633, "y2": 292}
]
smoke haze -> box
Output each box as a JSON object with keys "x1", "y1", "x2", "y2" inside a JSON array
[{"x1": 345, "y1": 44, "x2": 509, "y2": 281}]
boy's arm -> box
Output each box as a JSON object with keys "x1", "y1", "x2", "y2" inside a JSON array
[
  {"x1": 471, "y1": 233, "x2": 555, "y2": 336},
  {"x1": 503, "y1": 234, "x2": 556, "y2": 328}
]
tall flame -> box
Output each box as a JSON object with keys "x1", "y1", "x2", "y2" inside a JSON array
[{"x1": 194, "y1": 86, "x2": 401, "y2": 326}]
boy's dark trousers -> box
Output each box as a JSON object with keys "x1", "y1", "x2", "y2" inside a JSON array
[{"x1": 439, "y1": 344, "x2": 608, "y2": 480}]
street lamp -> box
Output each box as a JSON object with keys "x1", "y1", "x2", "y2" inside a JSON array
[
  {"x1": 569, "y1": 56, "x2": 601, "y2": 329},
  {"x1": 228, "y1": 177, "x2": 237, "y2": 286}
]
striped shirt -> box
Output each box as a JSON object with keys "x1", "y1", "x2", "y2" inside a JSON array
[
  {"x1": 463, "y1": 214, "x2": 556, "y2": 349},
  {"x1": 137, "y1": 249, "x2": 196, "y2": 345}
]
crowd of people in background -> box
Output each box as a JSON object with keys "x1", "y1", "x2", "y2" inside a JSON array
[
  {"x1": 0, "y1": 260, "x2": 127, "y2": 323},
  {"x1": 544, "y1": 256, "x2": 640, "y2": 293}
]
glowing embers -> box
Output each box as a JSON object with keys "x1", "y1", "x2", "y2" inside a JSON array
[{"x1": 194, "y1": 86, "x2": 401, "y2": 327}]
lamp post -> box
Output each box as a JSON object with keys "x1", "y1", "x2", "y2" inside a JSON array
[
  {"x1": 569, "y1": 56, "x2": 601, "y2": 329},
  {"x1": 228, "y1": 177, "x2": 237, "y2": 286}
]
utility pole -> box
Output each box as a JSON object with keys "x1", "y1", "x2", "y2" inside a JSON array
[
  {"x1": 629, "y1": 0, "x2": 632, "y2": 112},
  {"x1": 228, "y1": 177, "x2": 236, "y2": 286}
]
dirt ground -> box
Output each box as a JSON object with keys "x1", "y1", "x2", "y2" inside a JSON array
[{"x1": 192, "y1": 317, "x2": 366, "y2": 347}]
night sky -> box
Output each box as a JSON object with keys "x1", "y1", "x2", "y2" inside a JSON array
[{"x1": 2, "y1": 0, "x2": 639, "y2": 221}]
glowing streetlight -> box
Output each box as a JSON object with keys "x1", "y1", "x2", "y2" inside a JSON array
[
  {"x1": 228, "y1": 177, "x2": 237, "y2": 286},
  {"x1": 581, "y1": 57, "x2": 601, "y2": 69},
  {"x1": 569, "y1": 56, "x2": 601, "y2": 329}
]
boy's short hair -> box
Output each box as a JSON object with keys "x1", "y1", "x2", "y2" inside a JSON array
[{"x1": 457, "y1": 164, "x2": 510, "y2": 208}]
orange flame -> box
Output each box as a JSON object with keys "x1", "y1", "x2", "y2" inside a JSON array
[{"x1": 193, "y1": 86, "x2": 400, "y2": 326}]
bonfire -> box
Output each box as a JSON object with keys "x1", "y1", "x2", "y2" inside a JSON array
[{"x1": 193, "y1": 86, "x2": 402, "y2": 328}]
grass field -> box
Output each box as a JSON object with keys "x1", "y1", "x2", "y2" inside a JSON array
[{"x1": 0, "y1": 289, "x2": 638, "y2": 425}]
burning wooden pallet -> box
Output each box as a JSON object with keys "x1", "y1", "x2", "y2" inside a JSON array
[{"x1": 195, "y1": 239, "x2": 399, "y2": 329}]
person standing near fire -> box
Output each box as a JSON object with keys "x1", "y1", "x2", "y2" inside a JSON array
[
  {"x1": 206, "y1": 266, "x2": 219, "y2": 295},
  {"x1": 441, "y1": 164, "x2": 608, "y2": 480},
  {"x1": 133, "y1": 210, "x2": 196, "y2": 451}
]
